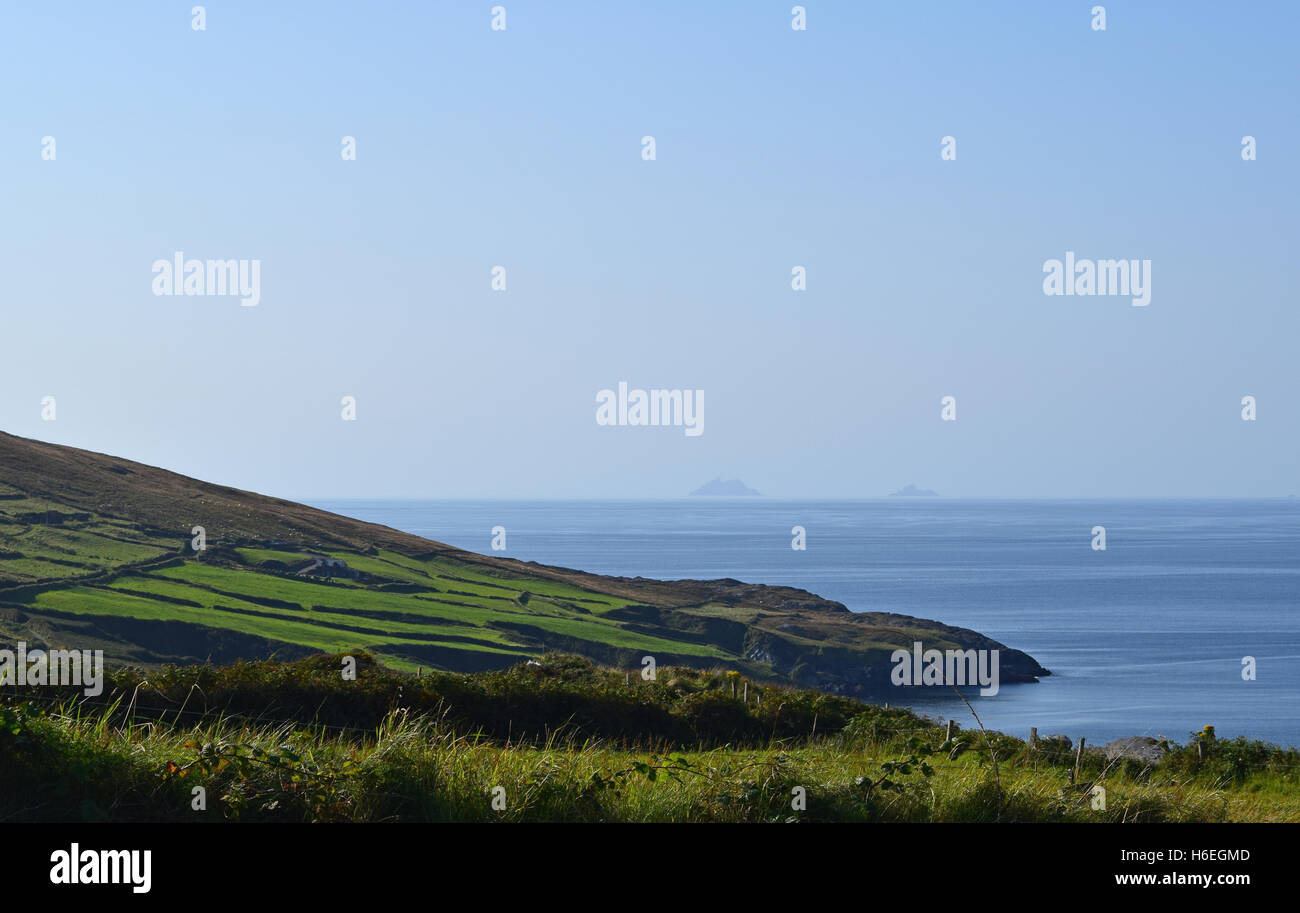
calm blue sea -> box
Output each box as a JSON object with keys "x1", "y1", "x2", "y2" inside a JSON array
[{"x1": 312, "y1": 499, "x2": 1300, "y2": 748}]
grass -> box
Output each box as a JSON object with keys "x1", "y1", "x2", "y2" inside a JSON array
[
  {"x1": 7, "y1": 533, "x2": 738, "y2": 670},
  {"x1": 25, "y1": 585, "x2": 524, "y2": 656},
  {"x1": 2, "y1": 653, "x2": 1296, "y2": 823},
  {"x1": 0, "y1": 478, "x2": 730, "y2": 671},
  {"x1": 0, "y1": 503, "x2": 177, "y2": 585}
]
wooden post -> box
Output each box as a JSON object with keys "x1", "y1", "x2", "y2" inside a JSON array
[
  {"x1": 945, "y1": 720, "x2": 954, "y2": 743},
  {"x1": 417, "y1": 667, "x2": 422, "y2": 678},
  {"x1": 1197, "y1": 740, "x2": 1204, "y2": 762},
  {"x1": 625, "y1": 672, "x2": 631, "y2": 688},
  {"x1": 743, "y1": 681, "x2": 749, "y2": 703},
  {"x1": 1030, "y1": 727, "x2": 1038, "y2": 749},
  {"x1": 1072, "y1": 737, "x2": 1085, "y2": 784}
]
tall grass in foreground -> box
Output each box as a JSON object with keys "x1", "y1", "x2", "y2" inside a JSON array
[
  {"x1": 3, "y1": 705, "x2": 1297, "y2": 823},
  {"x1": 2, "y1": 654, "x2": 1298, "y2": 823}
]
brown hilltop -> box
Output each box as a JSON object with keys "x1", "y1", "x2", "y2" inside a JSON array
[{"x1": 0, "y1": 431, "x2": 854, "y2": 611}]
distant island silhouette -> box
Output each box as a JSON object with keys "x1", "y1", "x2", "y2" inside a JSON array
[
  {"x1": 691, "y1": 477, "x2": 761, "y2": 496},
  {"x1": 889, "y1": 484, "x2": 938, "y2": 497}
]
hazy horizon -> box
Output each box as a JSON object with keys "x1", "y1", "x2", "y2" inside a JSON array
[{"x1": 6, "y1": 429, "x2": 1300, "y2": 501}]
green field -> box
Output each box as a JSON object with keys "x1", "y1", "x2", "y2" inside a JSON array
[{"x1": 0, "y1": 496, "x2": 735, "y2": 671}]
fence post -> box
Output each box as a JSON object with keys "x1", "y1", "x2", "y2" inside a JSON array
[
  {"x1": 1072, "y1": 737, "x2": 1086, "y2": 784},
  {"x1": 945, "y1": 719, "x2": 954, "y2": 743},
  {"x1": 743, "y1": 681, "x2": 749, "y2": 703}
]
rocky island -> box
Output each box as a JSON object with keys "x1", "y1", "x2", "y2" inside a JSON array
[
  {"x1": 690, "y1": 477, "x2": 761, "y2": 496},
  {"x1": 890, "y1": 484, "x2": 938, "y2": 497}
]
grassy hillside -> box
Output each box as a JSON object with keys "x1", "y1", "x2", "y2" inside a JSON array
[
  {"x1": 2, "y1": 653, "x2": 1295, "y2": 823},
  {"x1": 0, "y1": 431, "x2": 1048, "y2": 690}
]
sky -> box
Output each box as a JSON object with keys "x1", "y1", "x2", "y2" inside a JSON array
[{"x1": 1, "y1": 1, "x2": 1296, "y2": 499}]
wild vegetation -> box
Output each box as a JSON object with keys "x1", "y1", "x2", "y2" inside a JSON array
[{"x1": 2, "y1": 653, "x2": 1296, "y2": 823}]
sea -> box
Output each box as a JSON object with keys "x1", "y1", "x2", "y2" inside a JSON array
[{"x1": 311, "y1": 498, "x2": 1300, "y2": 748}]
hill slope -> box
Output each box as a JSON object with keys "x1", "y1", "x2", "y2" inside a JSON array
[{"x1": 0, "y1": 431, "x2": 1048, "y2": 692}]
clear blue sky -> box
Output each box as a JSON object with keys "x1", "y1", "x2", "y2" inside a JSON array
[{"x1": 1, "y1": 2, "x2": 1296, "y2": 498}]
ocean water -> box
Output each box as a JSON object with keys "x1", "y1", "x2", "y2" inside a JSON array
[{"x1": 311, "y1": 498, "x2": 1300, "y2": 748}]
